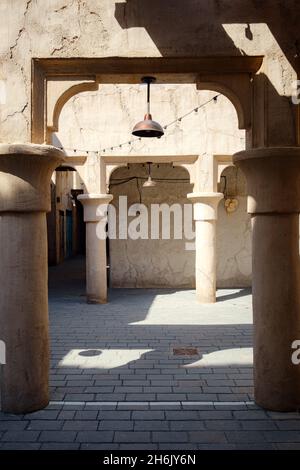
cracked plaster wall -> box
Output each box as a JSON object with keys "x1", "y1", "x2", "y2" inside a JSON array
[
  {"x1": 217, "y1": 167, "x2": 252, "y2": 288},
  {"x1": 53, "y1": 86, "x2": 245, "y2": 156},
  {"x1": 109, "y1": 164, "x2": 195, "y2": 288},
  {"x1": 108, "y1": 164, "x2": 251, "y2": 288},
  {"x1": 0, "y1": 1, "x2": 298, "y2": 146},
  {"x1": 55, "y1": 86, "x2": 251, "y2": 287},
  {"x1": 0, "y1": 0, "x2": 297, "y2": 288}
]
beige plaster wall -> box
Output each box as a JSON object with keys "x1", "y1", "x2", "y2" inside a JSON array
[
  {"x1": 53, "y1": 86, "x2": 244, "y2": 157},
  {"x1": 217, "y1": 167, "x2": 252, "y2": 287},
  {"x1": 109, "y1": 163, "x2": 252, "y2": 288},
  {"x1": 109, "y1": 164, "x2": 195, "y2": 288},
  {"x1": 0, "y1": 1, "x2": 298, "y2": 147}
]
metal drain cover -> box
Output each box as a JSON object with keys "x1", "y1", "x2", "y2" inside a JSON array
[{"x1": 173, "y1": 347, "x2": 199, "y2": 356}]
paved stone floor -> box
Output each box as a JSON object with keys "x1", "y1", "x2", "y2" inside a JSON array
[{"x1": 1, "y1": 257, "x2": 300, "y2": 450}]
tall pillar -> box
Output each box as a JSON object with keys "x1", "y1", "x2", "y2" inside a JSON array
[
  {"x1": 233, "y1": 147, "x2": 300, "y2": 411},
  {"x1": 78, "y1": 194, "x2": 113, "y2": 304},
  {"x1": 188, "y1": 192, "x2": 223, "y2": 303},
  {"x1": 0, "y1": 144, "x2": 64, "y2": 413}
]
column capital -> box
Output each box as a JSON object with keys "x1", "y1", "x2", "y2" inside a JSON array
[
  {"x1": 0, "y1": 143, "x2": 65, "y2": 213},
  {"x1": 233, "y1": 147, "x2": 300, "y2": 214},
  {"x1": 187, "y1": 192, "x2": 223, "y2": 220},
  {"x1": 78, "y1": 193, "x2": 113, "y2": 222}
]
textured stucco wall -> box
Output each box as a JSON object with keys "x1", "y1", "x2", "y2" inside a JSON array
[
  {"x1": 53, "y1": 86, "x2": 245, "y2": 157},
  {"x1": 55, "y1": 85, "x2": 251, "y2": 288},
  {"x1": 217, "y1": 167, "x2": 251, "y2": 288},
  {"x1": 109, "y1": 163, "x2": 251, "y2": 288},
  {"x1": 109, "y1": 164, "x2": 195, "y2": 288},
  {"x1": 0, "y1": 0, "x2": 297, "y2": 290},
  {"x1": 0, "y1": 1, "x2": 298, "y2": 146}
]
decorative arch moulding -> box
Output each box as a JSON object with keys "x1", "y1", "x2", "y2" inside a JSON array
[{"x1": 31, "y1": 56, "x2": 264, "y2": 143}]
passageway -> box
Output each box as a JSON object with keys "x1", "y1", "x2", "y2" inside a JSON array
[{"x1": 1, "y1": 257, "x2": 300, "y2": 449}]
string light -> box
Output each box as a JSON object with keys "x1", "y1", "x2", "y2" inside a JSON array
[{"x1": 58, "y1": 94, "x2": 220, "y2": 155}]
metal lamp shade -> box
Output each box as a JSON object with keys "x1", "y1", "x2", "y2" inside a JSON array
[
  {"x1": 132, "y1": 113, "x2": 164, "y2": 138},
  {"x1": 143, "y1": 175, "x2": 156, "y2": 187}
]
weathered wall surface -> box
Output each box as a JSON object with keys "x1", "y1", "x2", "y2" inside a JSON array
[
  {"x1": 109, "y1": 163, "x2": 251, "y2": 288},
  {"x1": 0, "y1": 0, "x2": 298, "y2": 146},
  {"x1": 217, "y1": 167, "x2": 252, "y2": 287},
  {"x1": 109, "y1": 164, "x2": 195, "y2": 288},
  {"x1": 54, "y1": 86, "x2": 244, "y2": 156},
  {"x1": 55, "y1": 86, "x2": 250, "y2": 287}
]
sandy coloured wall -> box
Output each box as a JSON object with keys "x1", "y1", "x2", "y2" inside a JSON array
[{"x1": 109, "y1": 164, "x2": 251, "y2": 288}]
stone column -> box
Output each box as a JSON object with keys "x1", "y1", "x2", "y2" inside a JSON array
[
  {"x1": 78, "y1": 194, "x2": 113, "y2": 304},
  {"x1": 233, "y1": 147, "x2": 300, "y2": 411},
  {"x1": 187, "y1": 192, "x2": 223, "y2": 303},
  {"x1": 0, "y1": 144, "x2": 65, "y2": 414}
]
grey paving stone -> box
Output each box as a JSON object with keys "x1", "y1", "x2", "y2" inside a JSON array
[
  {"x1": 65, "y1": 394, "x2": 95, "y2": 401},
  {"x1": 198, "y1": 410, "x2": 233, "y2": 420},
  {"x1": 275, "y1": 420, "x2": 300, "y2": 430},
  {"x1": 125, "y1": 394, "x2": 156, "y2": 401},
  {"x1": 119, "y1": 444, "x2": 158, "y2": 450},
  {"x1": 189, "y1": 431, "x2": 227, "y2": 443},
  {"x1": 67, "y1": 374, "x2": 93, "y2": 380},
  {"x1": 66, "y1": 381, "x2": 95, "y2": 387},
  {"x1": 275, "y1": 443, "x2": 300, "y2": 450},
  {"x1": 80, "y1": 443, "x2": 120, "y2": 450},
  {"x1": 263, "y1": 431, "x2": 300, "y2": 442},
  {"x1": 74, "y1": 410, "x2": 98, "y2": 420},
  {"x1": 0, "y1": 413, "x2": 23, "y2": 421},
  {"x1": 186, "y1": 394, "x2": 218, "y2": 401},
  {"x1": 233, "y1": 410, "x2": 269, "y2": 420},
  {"x1": 157, "y1": 394, "x2": 187, "y2": 401},
  {"x1": 267, "y1": 411, "x2": 300, "y2": 420},
  {"x1": 96, "y1": 394, "x2": 125, "y2": 401},
  {"x1": 2, "y1": 431, "x2": 40, "y2": 442},
  {"x1": 98, "y1": 420, "x2": 134, "y2": 431},
  {"x1": 226, "y1": 431, "x2": 266, "y2": 443},
  {"x1": 27, "y1": 420, "x2": 63, "y2": 430},
  {"x1": 63, "y1": 420, "x2": 98, "y2": 431},
  {"x1": 144, "y1": 387, "x2": 173, "y2": 393},
  {"x1": 0, "y1": 421, "x2": 29, "y2": 431},
  {"x1": 134, "y1": 420, "x2": 170, "y2": 431},
  {"x1": 239, "y1": 420, "x2": 277, "y2": 430},
  {"x1": 114, "y1": 432, "x2": 151, "y2": 443},
  {"x1": 165, "y1": 411, "x2": 199, "y2": 420},
  {"x1": 170, "y1": 421, "x2": 206, "y2": 431},
  {"x1": 159, "y1": 443, "x2": 197, "y2": 450},
  {"x1": 41, "y1": 443, "x2": 80, "y2": 450},
  {"x1": 235, "y1": 443, "x2": 276, "y2": 450},
  {"x1": 39, "y1": 431, "x2": 77, "y2": 442},
  {"x1": 204, "y1": 420, "x2": 241, "y2": 430},
  {"x1": 57, "y1": 410, "x2": 76, "y2": 420},
  {"x1": 152, "y1": 431, "x2": 188, "y2": 442},
  {"x1": 23, "y1": 410, "x2": 59, "y2": 420},
  {"x1": 76, "y1": 431, "x2": 114, "y2": 443},
  {"x1": 196, "y1": 443, "x2": 236, "y2": 450},
  {"x1": 1, "y1": 442, "x2": 42, "y2": 450},
  {"x1": 98, "y1": 410, "x2": 131, "y2": 420},
  {"x1": 132, "y1": 410, "x2": 165, "y2": 420},
  {"x1": 115, "y1": 386, "x2": 143, "y2": 393}
]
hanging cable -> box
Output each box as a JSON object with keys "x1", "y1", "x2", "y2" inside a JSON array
[{"x1": 57, "y1": 94, "x2": 221, "y2": 155}]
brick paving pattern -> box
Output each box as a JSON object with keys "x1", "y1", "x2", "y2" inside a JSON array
[{"x1": 0, "y1": 258, "x2": 299, "y2": 450}]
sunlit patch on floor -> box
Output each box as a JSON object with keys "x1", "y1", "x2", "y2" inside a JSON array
[
  {"x1": 59, "y1": 348, "x2": 154, "y2": 369},
  {"x1": 183, "y1": 347, "x2": 253, "y2": 368}
]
